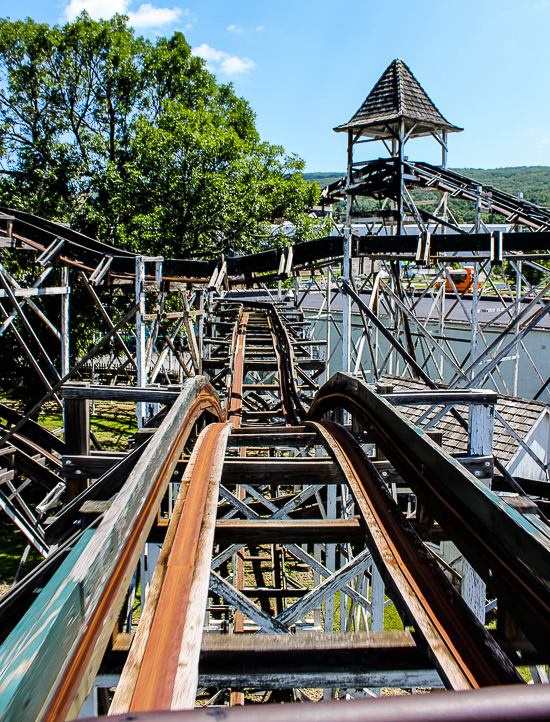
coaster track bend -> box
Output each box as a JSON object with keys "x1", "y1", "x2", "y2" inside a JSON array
[{"x1": 0, "y1": 302, "x2": 549, "y2": 720}]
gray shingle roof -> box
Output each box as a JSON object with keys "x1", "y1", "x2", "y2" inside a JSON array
[
  {"x1": 334, "y1": 59, "x2": 462, "y2": 136},
  {"x1": 379, "y1": 375, "x2": 547, "y2": 465}
]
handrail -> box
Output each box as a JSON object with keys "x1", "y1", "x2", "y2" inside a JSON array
[{"x1": 78, "y1": 684, "x2": 550, "y2": 722}]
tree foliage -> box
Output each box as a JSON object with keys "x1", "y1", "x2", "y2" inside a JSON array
[{"x1": 0, "y1": 14, "x2": 319, "y2": 256}]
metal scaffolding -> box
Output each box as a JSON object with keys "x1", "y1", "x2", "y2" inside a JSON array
[{"x1": 0, "y1": 58, "x2": 550, "y2": 719}]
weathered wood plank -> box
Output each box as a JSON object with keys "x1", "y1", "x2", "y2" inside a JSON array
[
  {"x1": 244, "y1": 359, "x2": 325, "y2": 371},
  {"x1": 0, "y1": 286, "x2": 69, "y2": 298},
  {"x1": 198, "y1": 630, "x2": 442, "y2": 688},
  {"x1": 227, "y1": 432, "x2": 318, "y2": 447},
  {"x1": 214, "y1": 519, "x2": 364, "y2": 544},
  {"x1": 198, "y1": 669, "x2": 443, "y2": 689},
  {"x1": 201, "y1": 629, "x2": 416, "y2": 652},
  {"x1": 61, "y1": 384, "x2": 179, "y2": 403},
  {"x1": 222, "y1": 459, "x2": 343, "y2": 485},
  {"x1": 62, "y1": 453, "x2": 126, "y2": 478}
]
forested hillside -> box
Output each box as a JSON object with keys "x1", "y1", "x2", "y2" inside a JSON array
[{"x1": 304, "y1": 167, "x2": 550, "y2": 221}]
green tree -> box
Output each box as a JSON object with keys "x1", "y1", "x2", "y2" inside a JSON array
[{"x1": 0, "y1": 14, "x2": 319, "y2": 256}]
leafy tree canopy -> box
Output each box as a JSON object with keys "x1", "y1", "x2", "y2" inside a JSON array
[{"x1": 0, "y1": 14, "x2": 320, "y2": 256}]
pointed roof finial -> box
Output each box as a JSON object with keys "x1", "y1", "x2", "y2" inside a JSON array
[{"x1": 334, "y1": 59, "x2": 462, "y2": 138}]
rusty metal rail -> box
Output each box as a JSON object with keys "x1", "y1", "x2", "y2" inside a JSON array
[
  {"x1": 111, "y1": 422, "x2": 231, "y2": 713},
  {"x1": 0, "y1": 377, "x2": 222, "y2": 722},
  {"x1": 309, "y1": 419, "x2": 521, "y2": 689},
  {"x1": 309, "y1": 372, "x2": 550, "y2": 658},
  {"x1": 268, "y1": 310, "x2": 301, "y2": 425},
  {"x1": 227, "y1": 310, "x2": 248, "y2": 427}
]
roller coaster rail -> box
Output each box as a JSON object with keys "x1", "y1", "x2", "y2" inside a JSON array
[{"x1": 3, "y1": 69, "x2": 550, "y2": 716}]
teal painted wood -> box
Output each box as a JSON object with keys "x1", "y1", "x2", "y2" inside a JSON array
[
  {"x1": 0, "y1": 528, "x2": 95, "y2": 722},
  {"x1": 0, "y1": 376, "x2": 220, "y2": 721}
]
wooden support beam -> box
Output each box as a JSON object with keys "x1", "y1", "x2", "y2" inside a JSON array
[
  {"x1": 64, "y1": 382, "x2": 90, "y2": 501},
  {"x1": 198, "y1": 631, "x2": 440, "y2": 689},
  {"x1": 241, "y1": 359, "x2": 325, "y2": 371},
  {"x1": 222, "y1": 459, "x2": 344, "y2": 485},
  {"x1": 214, "y1": 519, "x2": 364, "y2": 544},
  {"x1": 61, "y1": 384, "x2": 179, "y2": 403},
  {"x1": 227, "y1": 432, "x2": 318, "y2": 447},
  {"x1": 275, "y1": 549, "x2": 372, "y2": 629},
  {"x1": 62, "y1": 453, "x2": 126, "y2": 478},
  {"x1": 13, "y1": 449, "x2": 64, "y2": 492},
  {"x1": 209, "y1": 571, "x2": 289, "y2": 634}
]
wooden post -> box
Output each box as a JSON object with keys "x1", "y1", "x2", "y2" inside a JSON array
[
  {"x1": 342, "y1": 228, "x2": 351, "y2": 376},
  {"x1": 462, "y1": 400, "x2": 495, "y2": 621},
  {"x1": 342, "y1": 129, "x2": 353, "y2": 378},
  {"x1": 468, "y1": 402, "x2": 494, "y2": 458},
  {"x1": 136, "y1": 257, "x2": 146, "y2": 429},
  {"x1": 397, "y1": 119, "x2": 405, "y2": 236},
  {"x1": 198, "y1": 289, "x2": 204, "y2": 375},
  {"x1": 513, "y1": 261, "x2": 522, "y2": 396},
  {"x1": 64, "y1": 382, "x2": 90, "y2": 501},
  {"x1": 61, "y1": 266, "x2": 70, "y2": 378}
]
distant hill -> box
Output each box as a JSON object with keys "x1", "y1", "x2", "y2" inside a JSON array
[
  {"x1": 303, "y1": 172, "x2": 344, "y2": 189},
  {"x1": 304, "y1": 166, "x2": 550, "y2": 209},
  {"x1": 452, "y1": 167, "x2": 550, "y2": 209}
]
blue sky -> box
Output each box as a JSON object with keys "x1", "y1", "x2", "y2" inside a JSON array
[{"x1": 2, "y1": 0, "x2": 550, "y2": 172}]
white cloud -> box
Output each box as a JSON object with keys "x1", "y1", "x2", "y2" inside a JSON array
[
  {"x1": 192, "y1": 44, "x2": 226, "y2": 62},
  {"x1": 227, "y1": 23, "x2": 263, "y2": 33},
  {"x1": 127, "y1": 3, "x2": 181, "y2": 27},
  {"x1": 63, "y1": 0, "x2": 185, "y2": 27},
  {"x1": 220, "y1": 55, "x2": 255, "y2": 74},
  {"x1": 191, "y1": 43, "x2": 255, "y2": 76}
]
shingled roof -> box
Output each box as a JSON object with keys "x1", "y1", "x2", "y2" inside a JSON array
[
  {"x1": 334, "y1": 59, "x2": 462, "y2": 139},
  {"x1": 379, "y1": 375, "x2": 547, "y2": 468}
]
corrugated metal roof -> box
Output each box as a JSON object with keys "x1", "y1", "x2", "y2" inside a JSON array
[
  {"x1": 379, "y1": 375, "x2": 547, "y2": 465},
  {"x1": 334, "y1": 59, "x2": 461, "y2": 135}
]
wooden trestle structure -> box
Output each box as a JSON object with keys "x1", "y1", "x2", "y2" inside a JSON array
[{"x1": 1, "y1": 59, "x2": 550, "y2": 720}]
